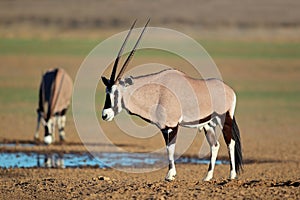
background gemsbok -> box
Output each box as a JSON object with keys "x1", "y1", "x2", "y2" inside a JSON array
[
  {"x1": 101, "y1": 20, "x2": 243, "y2": 181},
  {"x1": 35, "y1": 68, "x2": 73, "y2": 145}
]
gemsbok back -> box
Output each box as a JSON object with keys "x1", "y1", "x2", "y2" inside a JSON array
[
  {"x1": 101, "y1": 20, "x2": 243, "y2": 181},
  {"x1": 34, "y1": 68, "x2": 73, "y2": 145}
]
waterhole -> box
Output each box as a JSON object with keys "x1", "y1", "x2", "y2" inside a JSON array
[
  {"x1": 0, "y1": 152, "x2": 228, "y2": 169},
  {"x1": 0, "y1": 143, "x2": 228, "y2": 169}
]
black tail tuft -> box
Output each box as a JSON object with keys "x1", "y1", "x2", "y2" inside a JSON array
[{"x1": 232, "y1": 116, "x2": 243, "y2": 174}]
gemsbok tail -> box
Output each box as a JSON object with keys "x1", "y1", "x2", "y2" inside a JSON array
[{"x1": 232, "y1": 116, "x2": 243, "y2": 174}]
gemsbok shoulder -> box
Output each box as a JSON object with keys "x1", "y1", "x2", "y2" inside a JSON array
[
  {"x1": 35, "y1": 68, "x2": 73, "y2": 145},
  {"x1": 101, "y1": 20, "x2": 243, "y2": 181}
]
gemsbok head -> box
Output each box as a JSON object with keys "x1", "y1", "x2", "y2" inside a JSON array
[
  {"x1": 35, "y1": 68, "x2": 73, "y2": 145},
  {"x1": 101, "y1": 20, "x2": 243, "y2": 181}
]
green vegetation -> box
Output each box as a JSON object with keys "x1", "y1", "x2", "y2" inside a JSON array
[
  {"x1": 0, "y1": 38, "x2": 101, "y2": 56},
  {"x1": 0, "y1": 87, "x2": 36, "y2": 104},
  {"x1": 239, "y1": 90, "x2": 300, "y2": 102},
  {"x1": 0, "y1": 87, "x2": 37, "y2": 115},
  {"x1": 200, "y1": 40, "x2": 300, "y2": 59},
  {"x1": 0, "y1": 38, "x2": 299, "y2": 59}
]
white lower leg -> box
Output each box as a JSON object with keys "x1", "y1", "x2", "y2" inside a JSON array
[
  {"x1": 34, "y1": 132, "x2": 39, "y2": 140},
  {"x1": 165, "y1": 143, "x2": 176, "y2": 181},
  {"x1": 228, "y1": 139, "x2": 237, "y2": 179},
  {"x1": 204, "y1": 141, "x2": 220, "y2": 181},
  {"x1": 57, "y1": 115, "x2": 66, "y2": 141},
  {"x1": 44, "y1": 118, "x2": 55, "y2": 144}
]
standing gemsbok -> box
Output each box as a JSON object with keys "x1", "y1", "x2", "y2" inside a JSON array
[
  {"x1": 34, "y1": 68, "x2": 73, "y2": 145},
  {"x1": 101, "y1": 20, "x2": 243, "y2": 181}
]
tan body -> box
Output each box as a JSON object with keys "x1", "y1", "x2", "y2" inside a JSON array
[
  {"x1": 48, "y1": 68, "x2": 73, "y2": 115},
  {"x1": 122, "y1": 69, "x2": 236, "y2": 129}
]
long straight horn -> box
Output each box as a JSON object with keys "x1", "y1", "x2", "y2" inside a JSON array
[
  {"x1": 115, "y1": 18, "x2": 150, "y2": 83},
  {"x1": 110, "y1": 20, "x2": 137, "y2": 83}
]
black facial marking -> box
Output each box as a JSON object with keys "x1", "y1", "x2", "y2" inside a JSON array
[
  {"x1": 104, "y1": 93, "x2": 112, "y2": 109},
  {"x1": 103, "y1": 87, "x2": 120, "y2": 115}
]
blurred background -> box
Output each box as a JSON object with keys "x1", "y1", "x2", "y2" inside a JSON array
[
  {"x1": 1, "y1": 0, "x2": 300, "y2": 39},
  {"x1": 0, "y1": 0, "x2": 299, "y2": 159}
]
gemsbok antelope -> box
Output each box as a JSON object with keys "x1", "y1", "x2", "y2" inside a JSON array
[
  {"x1": 34, "y1": 68, "x2": 73, "y2": 145},
  {"x1": 101, "y1": 20, "x2": 243, "y2": 181}
]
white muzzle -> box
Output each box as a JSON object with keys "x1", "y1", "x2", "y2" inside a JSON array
[{"x1": 102, "y1": 108, "x2": 114, "y2": 121}]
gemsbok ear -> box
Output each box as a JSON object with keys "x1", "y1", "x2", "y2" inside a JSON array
[
  {"x1": 101, "y1": 76, "x2": 110, "y2": 86},
  {"x1": 124, "y1": 77, "x2": 134, "y2": 86}
]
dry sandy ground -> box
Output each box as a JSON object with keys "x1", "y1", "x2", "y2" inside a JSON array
[{"x1": 0, "y1": 162, "x2": 299, "y2": 199}]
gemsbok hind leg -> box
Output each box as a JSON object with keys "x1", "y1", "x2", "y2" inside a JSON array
[
  {"x1": 222, "y1": 112, "x2": 243, "y2": 180},
  {"x1": 162, "y1": 126, "x2": 178, "y2": 181},
  {"x1": 202, "y1": 124, "x2": 220, "y2": 181}
]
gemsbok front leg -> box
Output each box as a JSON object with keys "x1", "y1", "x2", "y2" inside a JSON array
[
  {"x1": 56, "y1": 110, "x2": 67, "y2": 142},
  {"x1": 202, "y1": 124, "x2": 220, "y2": 181},
  {"x1": 162, "y1": 126, "x2": 178, "y2": 181},
  {"x1": 34, "y1": 111, "x2": 42, "y2": 140}
]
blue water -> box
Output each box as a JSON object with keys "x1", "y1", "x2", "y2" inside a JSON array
[
  {"x1": 0, "y1": 152, "x2": 106, "y2": 168},
  {"x1": 0, "y1": 152, "x2": 228, "y2": 169},
  {"x1": 0, "y1": 143, "x2": 228, "y2": 168}
]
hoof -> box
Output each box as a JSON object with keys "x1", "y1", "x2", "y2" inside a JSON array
[
  {"x1": 165, "y1": 169, "x2": 176, "y2": 182},
  {"x1": 34, "y1": 134, "x2": 39, "y2": 140},
  {"x1": 203, "y1": 171, "x2": 213, "y2": 181},
  {"x1": 59, "y1": 131, "x2": 66, "y2": 142},
  {"x1": 165, "y1": 175, "x2": 176, "y2": 182},
  {"x1": 203, "y1": 177, "x2": 212, "y2": 182},
  {"x1": 229, "y1": 171, "x2": 237, "y2": 180},
  {"x1": 59, "y1": 135, "x2": 65, "y2": 142}
]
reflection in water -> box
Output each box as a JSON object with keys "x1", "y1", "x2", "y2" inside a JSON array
[
  {"x1": 0, "y1": 151, "x2": 228, "y2": 169},
  {"x1": 37, "y1": 153, "x2": 65, "y2": 168},
  {"x1": 0, "y1": 152, "x2": 105, "y2": 169}
]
